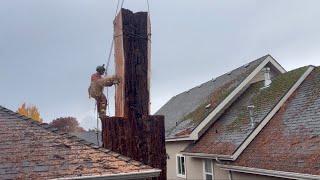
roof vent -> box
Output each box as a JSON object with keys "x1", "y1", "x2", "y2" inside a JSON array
[
  {"x1": 205, "y1": 104, "x2": 211, "y2": 109},
  {"x1": 243, "y1": 63, "x2": 250, "y2": 68},
  {"x1": 263, "y1": 67, "x2": 272, "y2": 87},
  {"x1": 247, "y1": 105, "x2": 255, "y2": 128}
]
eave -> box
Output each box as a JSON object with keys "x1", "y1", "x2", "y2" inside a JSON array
[
  {"x1": 217, "y1": 164, "x2": 320, "y2": 180},
  {"x1": 53, "y1": 169, "x2": 161, "y2": 180}
]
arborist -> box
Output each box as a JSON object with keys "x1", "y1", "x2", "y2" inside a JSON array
[{"x1": 88, "y1": 64, "x2": 120, "y2": 118}]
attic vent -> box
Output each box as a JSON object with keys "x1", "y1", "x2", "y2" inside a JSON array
[
  {"x1": 263, "y1": 67, "x2": 272, "y2": 87},
  {"x1": 247, "y1": 105, "x2": 255, "y2": 128},
  {"x1": 205, "y1": 104, "x2": 211, "y2": 109},
  {"x1": 243, "y1": 63, "x2": 250, "y2": 68},
  {"x1": 227, "y1": 71, "x2": 232, "y2": 75}
]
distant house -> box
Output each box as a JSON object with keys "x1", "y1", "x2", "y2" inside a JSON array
[
  {"x1": 156, "y1": 55, "x2": 320, "y2": 180},
  {"x1": 72, "y1": 130, "x2": 102, "y2": 147},
  {"x1": 0, "y1": 106, "x2": 160, "y2": 179}
]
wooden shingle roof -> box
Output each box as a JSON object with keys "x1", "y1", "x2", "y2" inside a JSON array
[{"x1": 0, "y1": 106, "x2": 160, "y2": 179}]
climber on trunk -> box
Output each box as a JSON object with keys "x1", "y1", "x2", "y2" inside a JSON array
[{"x1": 88, "y1": 64, "x2": 120, "y2": 118}]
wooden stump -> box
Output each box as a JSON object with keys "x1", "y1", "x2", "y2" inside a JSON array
[{"x1": 101, "y1": 8, "x2": 166, "y2": 180}]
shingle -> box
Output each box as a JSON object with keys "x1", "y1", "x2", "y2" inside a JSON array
[{"x1": 72, "y1": 131, "x2": 102, "y2": 146}]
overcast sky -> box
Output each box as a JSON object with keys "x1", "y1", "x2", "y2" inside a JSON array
[{"x1": 1, "y1": 0, "x2": 320, "y2": 129}]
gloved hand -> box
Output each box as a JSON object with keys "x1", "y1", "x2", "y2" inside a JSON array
[{"x1": 112, "y1": 75, "x2": 120, "y2": 85}]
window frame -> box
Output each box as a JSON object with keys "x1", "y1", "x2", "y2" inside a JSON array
[
  {"x1": 203, "y1": 159, "x2": 214, "y2": 180},
  {"x1": 176, "y1": 154, "x2": 186, "y2": 178}
]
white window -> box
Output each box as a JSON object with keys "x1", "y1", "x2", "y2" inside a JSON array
[
  {"x1": 203, "y1": 159, "x2": 214, "y2": 180},
  {"x1": 176, "y1": 154, "x2": 186, "y2": 178}
]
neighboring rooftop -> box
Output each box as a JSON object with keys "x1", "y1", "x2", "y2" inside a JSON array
[
  {"x1": 231, "y1": 66, "x2": 320, "y2": 175},
  {"x1": 156, "y1": 55, "x2": 269, "y2": 139},
  {"x1": 72, "y1": 131, "x2": 102, "y2": 147},
  {"x1": 0, "y1": 106, "x2": 160, "y2": 179},
  {"x1": 184, "y1": 66, "x2": 308, "y2": 156}
]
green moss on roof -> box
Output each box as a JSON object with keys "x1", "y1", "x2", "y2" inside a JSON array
[
  {"x1": 180, "y1": 64, "x2": 264, "y2": 126},
  {"x1": 226, "y1": 66, "x2": 308, "y2": 132},
  {"x1": 253, "y1": 66, "x2": 308, "y2": 107},
  {"x1": 182, "y1": 79, "x2": 238, "y2": 124}
]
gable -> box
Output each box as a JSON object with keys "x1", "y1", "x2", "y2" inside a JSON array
[{"x1": 156, "y1": 55, "x2": 286, "y2": 141}]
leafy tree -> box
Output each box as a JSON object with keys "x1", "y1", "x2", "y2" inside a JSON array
[
  {"x1": 17, "y1": 103, "x2": 42, "y2": 122},
  {"x1": 50, "y1": 117, "x2": 85, "y2": 133}
]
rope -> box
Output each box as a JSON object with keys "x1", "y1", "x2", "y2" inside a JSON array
[
  {"x1": 120, "y1": 0, "x2": 125, "y2": 10},
  {"x1": 105, "y1": 39, "x2": 114, "y2": 76},
  {"x1": 114, "y1": 0, "x2": 121, "y2": 18},
  {"x1": 103, "y1": 0, "x2": 126, "y2": 117},
  {"x1": 146, "y1": 0, "x2": 150, "y2": 14},
  {"x1": 94, "y1": 102, "x2": 100, "y2": 146}
]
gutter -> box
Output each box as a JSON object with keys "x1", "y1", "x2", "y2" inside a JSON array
[
  {"x1": 217, "y1": 164, "x2": 320, "y2": 180},
  {"x1": 53, "y1": 169, "x2": 161, "y2": 180},
  {"x1": 166, "y1": 137, "x2": 196, "y2": 142},
  {"x1": 182, "y1": 152, "x2": 233, "y2": 161}
]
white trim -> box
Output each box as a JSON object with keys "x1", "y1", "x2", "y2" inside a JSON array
[
  {"x1": 189, "y1": 56, "x2": 285, "y2": 140},
  {"x1": 203, "y1": 159, "x2": 214, "y2": 180},
  {"x1": 176, "y1": 154, "x2": 186, "y2": 178},
  {"x1": 53, "y1": 169, "x2": 161, "y2": 180},
  {"x1": 217, "y1": 164, "x2": 320, "y2": 180},
  {"x1": 230, "y1": 66, "x2": 314, "y2": 160}
]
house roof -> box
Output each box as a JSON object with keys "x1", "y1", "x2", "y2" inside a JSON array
[
  {"x1": 156, "y1": 55, "x2": 269, "y2": 139},
  {"x1": 183, "y1": 66, "x2": 309, "y2": 156},
  {"x1": 72, "y1": 131, "x2": 102, "y2": 147},
  {"x1": 229, "y1": 66, "x2": 320, "y2": 176},
  {"x1": 0, "y1": 106, "x2": 160, "y2": 179}
]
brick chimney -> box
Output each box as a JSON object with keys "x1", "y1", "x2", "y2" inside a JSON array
[{"x1": 101, "y1": 8, "x2": 166, "y2": 180}]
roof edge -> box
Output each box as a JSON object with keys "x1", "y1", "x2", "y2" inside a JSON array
[
  {"x1": 182, "y1": 152, "x2": 233, "y2": 161},
  {"x1": 267, "y1": 54, "x2": 287, "y2": 73},
  {"x1": 217, "y1": 164, "x2": 320, "y2": 180},
  {"x1": 53, "y1": 169, "x2": 162, "y2": 180},
  {"x1": 189, "y1": 55, "x2": 285, "y2": 140},
  {"x1": 230, "y1": 65, "x2": 315, "y2": 160}
]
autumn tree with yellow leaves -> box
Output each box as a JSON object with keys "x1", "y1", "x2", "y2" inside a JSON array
[{"x1": 17, "y1": 103, "x2": 42, "y2": 122}]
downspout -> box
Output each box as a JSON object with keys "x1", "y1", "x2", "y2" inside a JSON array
[
  {"x1": 228, "y1": 170, "x2": 233, "y2": 180},
  {"x1": 215, "y1": 157, "x2": 232, "y2": 180}
]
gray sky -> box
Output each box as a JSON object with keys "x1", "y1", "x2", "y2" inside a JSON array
[{"x1": 1, "y1": 0, "x2": 320, "y2": 129}]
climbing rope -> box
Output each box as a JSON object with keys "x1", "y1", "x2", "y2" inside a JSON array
[
  {"x1": 93, "y1": 102, "x2": 100, "y2": 146},
  {"x1": 146, "y1": 0, "x2": 150, "y2": 16},
  {"x1": 94, "y1": 0, "x2": 126, "y2": 146}
]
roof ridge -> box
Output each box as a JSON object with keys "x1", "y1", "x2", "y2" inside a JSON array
[{"x1": 0, "y1": 105, "x2": 149, "y2": 169}]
